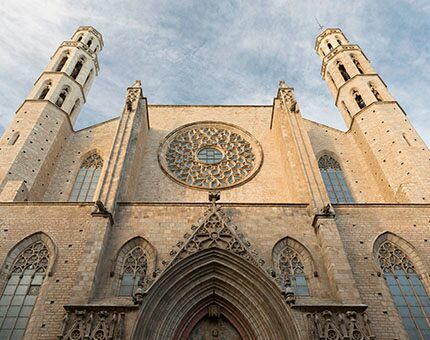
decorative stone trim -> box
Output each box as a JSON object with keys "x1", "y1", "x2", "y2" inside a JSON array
[
  {"x1": 305, "y1": 310, "x2": 375, "y2": 340},
  {"x1": 57, "y1": 305, "x2": 137, "y2": 340}
]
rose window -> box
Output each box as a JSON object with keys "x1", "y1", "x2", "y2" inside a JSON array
[{"x1": 159, "y1": 122, "x2": 263, "y2": 190}]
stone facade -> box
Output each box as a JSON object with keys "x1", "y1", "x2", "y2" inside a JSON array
[{"x1": 0, "y1": 26, "x2": 429, "y2": 339}]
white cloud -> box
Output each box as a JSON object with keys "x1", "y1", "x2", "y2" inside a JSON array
[{"x1": 0, "y1": 0, "x2": 428, "y2": 147}]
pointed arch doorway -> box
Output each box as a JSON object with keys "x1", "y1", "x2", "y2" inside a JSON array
[{"x1": 131, "y1": 248, "x2": 301, "y2": 340}]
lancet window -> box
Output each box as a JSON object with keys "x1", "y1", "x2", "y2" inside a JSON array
[
  {"x1": 56, "y1": 54, "x2": 68, "y2": 72},
  {"x1": 0, "y1": 241, "x2": 50, "y2": 339},
  {"x1": 278, "y1": 246, "x2": 309, "y2": 296},
  {"x1": 351, "y1": 55, "x2": 364, "y2": 74},
  {"x1": 119, "y1": 246, "x2": 148, "y2": 296},
  {"x1": 353, "y1": 90, "x2": 366, "y2": 109},
  {"x1": 337, "y1": 62, "x2": 350, "y2": 81},
  {"x1": 318, "y1": 155, "x2": 354, "y2": 203},
  {"x1": 69, "y1": 153, "x2": 103, "y2": 202},
  {"x1": 369, "y1": 83, "x2": 383, "y2": 101},
  {"x1": 378, "y1": 241, "x2": 430, "y2": 338},
  {"x1": 38, "y1": 82, "x2": 51, "y2": 100},
  {"x1": 55, "y1": 87, "x2": 69, "y2": 108},
  {"x1": 71, "y1": 57, "x2": 84, "y2": 80}
]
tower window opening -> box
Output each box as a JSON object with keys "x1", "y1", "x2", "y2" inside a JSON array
[
  {"x1": 38, "y1": 82, "x2": 51, "y2": 100},
  {"x1": 337, "y1": 62, "x2": 350, "y2": 81},
  {"x1": 87, "y1": 39, "x2": 92, "y2": 48},
  {"x1": 56, "y1": 54, "x2": 68, "y2": 72},
  {"x1": 351, "y1": 55, "x2": 364, "y2": 74},
  {"x1": 71, "y1": 57, "x2": 84, "y2": 80},
  {"x1": 369, "y1": 83, "x2": 383, "y2": 101},
  {"x1": 353, "y1": 90, "x2": 366, "y2": 109},
  {"x1": 70, "y1": 99, "x2": 80, "y2": 117},
  {"x1": 327, "y1": 42, "x2": 333, "y2": 51},
  {"x1": 55, "y1": 87, "x2": 69, "y2": 108},
  {"x1": 327, "y1": 72, "x2": 337, "y2": 90},
  {"x1": 77, "y1": 35, "x2": 83, "y2": 42},
  {"x1": 84, "y1": 69, "x2": 93, "y2": 88},
  {"x1": 341, "y1": 101, "x2": 351, "y2": 118},
  {"x1": 336, "y1": 36, "x2": 342, "y2": 45},
  {"x1": 94, "y1": 46, "x2": 98, "y2": 53},
  {"x1": 8, "y1": 131, "x2": 20, "y2": 145}
]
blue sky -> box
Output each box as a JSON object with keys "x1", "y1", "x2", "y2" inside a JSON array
[{"x1": 0, "y1": 0, "x2": 429, "y2": 145}]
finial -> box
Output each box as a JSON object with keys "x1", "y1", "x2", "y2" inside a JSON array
[
  {"x1": 279, "y1": 80, "x2": 287, "y2": 88},
  {"x1": 132, "y1": 80, "x2": 142, "y2": 88}
]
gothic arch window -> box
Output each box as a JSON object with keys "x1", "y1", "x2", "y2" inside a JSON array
[
  {"x1": 327, "y1": 42, "x2": 333, "y2": 51},
  {"x1": 336, "y1": 36, "x2": 342, "y2": 45},
  {"x1": 0, "y1": 240, "x2": 50, "y2": 339},
  {"x1": 55, "y1": 87, "x2": 69, "y2": 108},
  {"x1": 38, "y1": 82, "x2": 51, "y2": 100},
  {"x1": 273, "y1": 238, "x2": 313, "y2": 297},
  {"x1": 87, "y1": 39, "x2": 93, "y2": 48},
  {"x1": 69, "y1": 153, "x2": 103, "y2": 202},
  {"x1": 77, "y1": 35, "x2": 83, "y2": 42},
  {"x1": 350, "y1": 54, "x2": 364, "y2": 74},
  {"x1": 352, "y1": 89, "x2": 366, "y2": 109},
  {"x1": 377, "y1": 240, "x2": 430, "y2": 338},
  {"x1": 118, "y1": 246, "x2": 148, "y2": 296},
  {"x1": 369, "y1": 82, "x2": 383, "y2": 102},
  {"x1": 71, "y1": 56, "x2": 85, "y2": 80},
  {"x1": 337, "y1": 61, "x2": 350, "y2": 81},
  {"x1": 55, "y1": 53, "x2": 68, "y2": 72},
  {"x1": 318, "y1": 155, "x2": 354, "y2": 203}
]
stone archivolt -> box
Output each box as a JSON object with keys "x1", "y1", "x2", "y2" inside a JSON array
[{"x1": 158, "y1": 122, "x2": 263, "y2": 190}]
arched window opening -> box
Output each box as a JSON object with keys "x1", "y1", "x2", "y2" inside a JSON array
[
  {"x1": 94, "y1": 46, "x2": 98, "y2": 53},
  {"x1": 55, "y1": 87, "x2": 69, "y2": 108},
  {"x1": 278, "y1": 246, "x2": 309, "y2": 296},
  {"x1": 369, "y1": 83, "x2": 383, "y2": 101},
  {"x1": 70, "y1": 99, "x2": 80, "y2": 117},
  {"x1": 353, "y1": 90, "x2": 366, "y2": 109},
  {"x1": 38, "y1": 82, "x2": 51, "y2": 100},
  {"x1": 327, "y1": 42, "x2": 333, "y2": 51},
  {"x1": 84, "y1": 69, "x2": 93, "y2": 88},
  {"x1": 336, "y1": 36, "x2": 342, "y2": 45},
  {"x1": 327, "y1": 72, "x2": 337, "y2": 90},
  {"x1": 0, "y1": 241, "x2": 50, "y2": 339},
  {"x1": 378, "y1": 241, "x2": 430, "y2": 338},
  {"x1": 69, "y1": 154, "x2": 103, "y2": 202},
  {"x1": 77, "y1": 35, "x2": 83, "y2": 42},
  {"x1": 318, "y1": 155, "x2": 354, "y2": 203},
  {"x1": 71, "y1": 57, "x2": 84, "y2": 80},
  {"x1": 351, "y1": 55, "x2": 364, "y2": 74},
  {"x1": 55, "y1": 54, "x2": 68, "y2": 72},
  {"x1": 87, "y1": 39, "x2": 92, "y2": 48},
  {"x1": 7, "y1": 132, "x2": 20, "y2": 146},
  {"x1": 337, "y1": 62, "x2": 350, "y2": 81},
  {"x1": 341, "y1": 101, "x2": 351, "y2": 118},
  {"x1": 119, "y1": 246, "x2": 147, "y2": 296}
]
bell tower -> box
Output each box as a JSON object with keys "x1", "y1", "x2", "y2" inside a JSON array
[
  {"x1": 316, "y1": 28, "x2": 430, "y2": 202},
  {"x1": 0, "y1": 26, "x2": 103, "y2": 201}
]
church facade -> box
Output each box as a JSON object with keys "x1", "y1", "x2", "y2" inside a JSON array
[{"x1": 0, "y1": 26, "x2": 429, "y2": 339}]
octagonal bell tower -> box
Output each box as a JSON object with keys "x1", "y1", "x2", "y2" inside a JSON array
[
  {"x1": 316, "y1": 28, "x2": 430, "y2": 202},
  {"x1": 0, "y1": 26, "x2": 103, "y2": 201}
]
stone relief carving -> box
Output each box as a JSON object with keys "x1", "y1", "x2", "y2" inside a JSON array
[
  {"x1": 158, "y1": 122, "x2": 263, "y2": 190},
  {"x1": 306, "y1": 310, "x2": 375, "y2": 340},
  {"x1": 58, "y1": 309, "x2": 126, "y2": 340}
]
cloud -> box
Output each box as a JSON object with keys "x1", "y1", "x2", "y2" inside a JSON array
[{"x1": 0, "y1": 0, "x2": 428, "y2": 147}]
